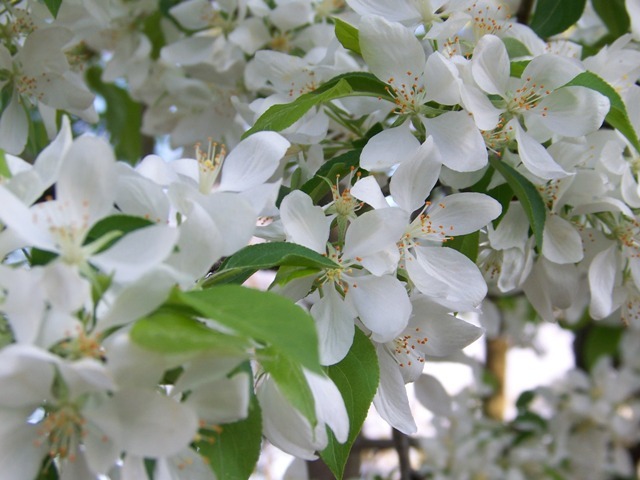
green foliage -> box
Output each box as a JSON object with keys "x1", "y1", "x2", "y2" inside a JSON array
[
  {"x1": 86, "y1": 214, "x2": 154, "y2": 247},
  {"x1": 446, "y1": 231, "x2": 480, "y2": 263},
  {"x1": 300, "y1": 149, "x2": 361, "y2": 202},
  {"x1": 43, "y1": 0, "x2": 63, "y2": 18},
  {"x1": 196, "y1": 387, "x2": 263, "y2": 480},
  {"x1": 334, "y1": 17, "x2": 361, "y2": 55},
  {"x1": 203, "y1": 242, "x2": 337, "y2": 287},
  {"x1": 591, "y1": 0, "x2": 630, "y2": 40},
  {"x1": 564, "y1": 71, "x2": 640, "y2": 154},
  {"x1": 258, "y1": 347, "x2": 318, "y2": 427},
  {"x1": 502, "y1": 38, "x2": 531, "y2": 59},
  {"x1": 529, "y1": 0, "x2": 587, "y2": 38},
  {"x1": 0, "y1": 149, "x2": 10, "y2": 178},
  {"x1": 177, "y1": 286, "x2": 322, "y2": 373},
  {"x1": 320, "y1": 329, "x2": 379, "y2": 479},
  {"x1": 243, "y1": 73, "x2": 391, "y2": 137},
  {"x1": 130, "y1": 312, "x2": 250, "y2": 354},
  {"x1": 85, "y1": 66, "x2": 145, "y2": 165},
  {"x1": 488, "y1": 157, "x2": 546, "y2": 249},
  {"x1": 510, "y1": 60, "x2": 530, "y2": 79},
  {"x1": 582, "y1": 324, "x2": 623, "y2": 371}
]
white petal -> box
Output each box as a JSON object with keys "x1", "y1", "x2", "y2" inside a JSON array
[
  {"x1": 311, "y1": 287, "x2": 356, "y2": 365},
  {"x1": 542, "y1": 214, "x2": 584, "y2": 264},
  {"x1": 373, "y1": 346, "x2": 417, "y2": 434},
  {"x1": 588, "y1": 244, "x2": 618, "y2": 319},
  {"x1": 343, "y1": 207, "x2": 407, "y2": 260},
  {"x1": 346, "y1": 274, "x2": 411, "y2": 342},
  {"x1": 359, "y1": 15, "x2": 426, "y2": 88},
  {"x1": 410, "y1": 296, "x2": 484, "y2": 357},
  {"x1": 472, "y1": 35, "x2": 510, "y2": 95},
  {"x1": 305, "y1": 370, "x2": 349, "y2": 443},
  {"x1": 187, "y1": 372, "x2": 250, "y2": 424},
  {"x1": 423, "y1": 112, "x2": 487, "y2": 172},
  {"x1": 280, "y1": 190, "x2": 331, "y2": 254},
  {"x1": 91, "y1": 225, "x2": 179, "y2": 283},
  {"x1": 0, "y1": 92, "x2": 28, "y2": 155},
  {"x1": 219, "y1": 131, "x2": 290, "y2": 192},
  {"x1": 351, "y1": 176, "x2": 389, "y2": 210},
  {"x1": 424, "y1": 52, "x2": 461, "y2": 105},
  {"x1": 414, "y1": 374, "x2": 453, "y2": 417},
  {"x1": 426, "y1": 192, "x2": 501, "y2": 236},
  {"x1": 0, "y1": 410, "x2": 48, "y2": 480},
  {"x1": 201, "y1": 192, "x2": 256, "y2": 256},
  {"x1": 0, "y1": 186, "x2": 55, "y2": 250},
  {"x1": 513, "y1": 120, "x2": 571, "y2": 179},
  {"x1": 0, "y1": 344, "x2": 56, "y2": 407},
  {"x1": 389, "y1": 137, "x2": 441, "y2": 213},
  {"x1": 360, "y1": 125, "x2": 420, "y2": 171}
]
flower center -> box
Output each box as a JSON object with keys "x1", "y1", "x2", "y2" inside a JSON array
[
  {"x1": 393, "y1": 327, "x2": 428, "y2": 368},
  {"x1": 507, "y1": 77, "x2": 551, "y2": 116},
  {"x1": 385, "y1": 71, "x2": 428, "y2": 115},
  {"x1": 196, "y1": 138, "x2": 226, "y2": 194},
  {"x1": 34, "y1": 404, "x2": 86, "y2": 462}
]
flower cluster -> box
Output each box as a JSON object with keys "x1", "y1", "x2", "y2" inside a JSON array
[{"x1": 1, "y1": 0, "x2": 640, "y2": 478}]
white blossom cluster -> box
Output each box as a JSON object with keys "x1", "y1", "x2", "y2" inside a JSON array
[{"x1": 0, "y1": 0, "x2": 639, "y2": 478}]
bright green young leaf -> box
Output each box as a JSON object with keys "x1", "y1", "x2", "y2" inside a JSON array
[
  {"x1": 300, "y1": 149, "x2": 361, "y2": 202},
  {"x1": 243, "y1": 73, "x2": 391, "y2": 138},
  {"x1": 591, "y1": 0, "x2": 630, "y2": 39},
  {"x1": 320, "y1": 329, "x2": 379, "y2": 479},
  {"x1": 258, "y1": 346, "x2": 318, "y2": 427},
  {"x1": 489, "y1": 157, "x2": 546, "y2": 249},
  {"x1": 334, "y1": 17, "x2": 361, "y2": 55},
  {"x1": 0, "y1": 149, "x2": 10, "y2": 178},
  {"x1": 510, "y1": 60, "x2": 530, "y2": 79},
  {"x1": 130, "y1": 312, "x2": 250, "y2": 354},
  {"x1": 196, "y1": 385, "x2": 263, "y2": 480},
  {"x1": 203, "y1": 242, "x2": 338, "y2": 287},
  {"x1": 44, "y1": 0, "x2": 63, "y2": 18},
  {"x1": 85, "y1": 66, "x2": 145, "y2": 165},
  {"x1": 583, "y1": 324, "x2": 623, "y2": 371},
  {"x1": 563, "y1": 71, "x2": 640, "y2": 154},
  {"x1": 446, "y1": 231, "x2": 480, "y2": 263},
  {"x1": 177, "y1": 285, "x2": 322, "y2": 373},
  {"x1": 529, "y1": 0, "x2": 587, "y2": 37},
  {"x1": 502, "y1": 38, "x2": 531, "y2": 59}
]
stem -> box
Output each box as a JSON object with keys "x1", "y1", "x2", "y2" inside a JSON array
[
  {"x1": 483, "y1": 336, "x2": 509, "y2": 420},
  {"x1": 392, "y1": 428, "x2": 413, "y2": 480}
]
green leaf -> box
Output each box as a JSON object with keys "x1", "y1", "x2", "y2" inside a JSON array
[
  {"x1": 258, "y1": 346, "x2": 318, "y2": 427},
  {"x1": 509, "y1": 60, "x2": 530, "y2": 79},
  {"x1": 300, "y1": 149, "x2": 361, "y2": 202},
  {"x1": 591, "y1": 0, "x2": 630, "y2": 39},
  {"x1": 333, "y1": 17, "x2": 361, "y2": 55},
  {"x1": 489, "y1": 157, "x2": 546, "y2": 249},
  {"x1": 203, "y1": 242, "x2": 338, "y2": 287},
  {"x1": 320, "y1": 329, "x2": 379, "y2": 479},
  {"x1": 86, "y1": 214, "x2": 154, "y2": 244},
  {"x1": 142, "y1": 11, "x2": 166, "y2": 60},
  {"x1": 563, "y1": 71, "x2": 640, "y2": 154},
  {"x1": 0, "y1": 149, "x2": 10, "y2": 178},
  {"x1": 196, "y1": 387, "x2": 262, "y2": 480},
  {"x1": 85, "y1": 66, "x2": 144, "y2": 165},
  {"x1": 130, "y1": 312, "x2": 250, "y2": 354},
  {"x1": 177, "y1": 285, "x2": 322, "y2": 373},
  {"x1": 529, "y1": 0, "x2": 587, "y2": 37},
  {"x1": 43, "y1": 0, "x2": 63, "y2": 18},
  {"x1": 502, "y1": 38, "x2": 531, "y2": 59},
  {"x1": 583, "y1": 324, "x2": 623, "y2": 371},
  {"x1": 243, "y1": 73, "x2": 391, "y2": 138},
  {"x1": 446, "y1": 231, "x2": 479, "y2": 263}
]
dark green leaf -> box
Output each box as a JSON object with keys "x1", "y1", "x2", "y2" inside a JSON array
[
  {"x1": 529, "y1": 0, "x2": 587, "y2": 37},
  {"x1": 85, "y1": 66, "x2": 144, "y2": 165},
  {"x1": 515, "y1": 390, "x2": 536, "y2": 411},
  {"x1": 243, "y1": 73, "x2": 391, "y2": 138},
  {"x1": 489, "y1": 157, "x2": 546, "y2": 249},
  {"x1": 43, "y1": 0, "x2": 63, "y2": 18},
  {"x1": 446, "y1": 231, "x2": 479, "y2": 263},
  {"x1": 563, "y1": 71, "x2": 640, "y2": 154},
  {"x1": 258, "y1": 346, "x2": 317, "y2": 427},
  {"x1": 86, "y1": 214, "x2": 154, "y2": 245},
  {"x1": 583, "y1": 324, "x2": 623, "y2": 371},
  {"x1": 130, "y1": 312, "x2": 250, "y2": 354},
  {"x1": 177, "y1": 285, "x2": 322, "y2": 373},
  {"x1": 29, "y1": 248, "x2": 58, "y2": 266},
  {"x1": 334, "y1": 17, "x2": 361, "y2": 55},
  {"x1": 36, "y1": 458, "x2": 59, "y2": 479},
  {"x1": 300, "y1": 149, "x2": 361, "y2": 202},
  {"x1": 142, "y1": 11, "x2": 166, "y2": 60},
  {"x1": 320, "y1": 329, "x2": 379, "y2": 479},
  {"x1": 203, "y1": 242, "x2": 338, "y2": 287},
  {"x1": 591, "y1": 0, "x2": 630, "y2": 39},
  {"x1": 196, "y1": 387, "x2": 262, "y2": 480}
]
